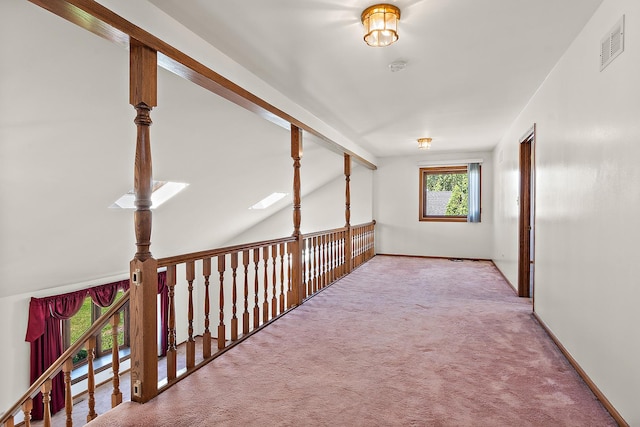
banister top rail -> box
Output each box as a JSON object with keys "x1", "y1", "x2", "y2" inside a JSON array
[
  {"x1": 351, "y1": 220, "x2": 376, "y2": 230},
  {"x1": 0, "y1": 290, "x2": 131, "y2": 425},
  {"x1": 301, "y1": 226, "x2": 348, "y2": 240},
  {"x1": 157, "y1": 236, "x2": 296, "y2": 267}
]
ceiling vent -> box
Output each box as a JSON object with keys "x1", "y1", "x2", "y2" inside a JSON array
[{"x1": 600, "y1": 16, "x2": 624, "y2": 71}]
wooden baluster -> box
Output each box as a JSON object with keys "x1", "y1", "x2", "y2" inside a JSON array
[
  {"x1": 167, "y1": 265, "x2": 177, "y2": 380},
  {"x1": 22, "y1": 397, "x2": 32, "y2": 427},
  {"x1": 42, "y1": 378, "x2": 52, "y2": 426},
  {"x1": 271, "y1": 244, "x2": 278, "y2": 318},
  {"x1": 330, "y1": 233, "x2": 336, "y2": 283},
  {"x1": 62, "y1": 358, "x2": 73, "y2": 426},
  {"x1": 279, "y1": 243, "x2": 285, "y2": 313},
  {"x1": 344, "y1": 154, "x2": 352, "y2": 274},
  {"x1": 253, "y1": 248, "x2": 260, "y2": 328},
  {"x1": 4, "y1": 415, "x2": 15, "y2": 427},
  {"x1": 309, "y1": 236, "x2": 318, "y2": 294},
  {"x1": 217, "y1": 256, "x2": 226, "y2": 350},
  {"x1": 242, "y1": 250, "x2": 250, "y2": 335},
  {"x1": 110, "y1": 313, "x2": 122, "y2": 407},
  {"x1": 203, "y1": 258, "x2": 212, "y2": 358},
  {"x1": 286, "y1": 243, "x2": 293, "y2": 309},
  {"x1": 306, "y1": 239, "x2": 312, "y2": 296},
  {"x1": 263, "y1": 246, "x2": 270, "y2": 323},
  {"x1": 322, "y1": 235, "x2": 327, "y2": 288},
  {"x1": 231, "y1": 252, "x2": 239, "y2": 341},
  {"x1": 186, "y1": 261, "x2": 196, "y2": 368},
  {"x1": 86, "y1": 337, "x2": 97, "y2": 422},
  {"x1": 313, "y1": 236, "x2": 319, "y2": 293}
]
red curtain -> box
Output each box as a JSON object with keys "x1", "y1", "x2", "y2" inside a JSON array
[{"x1": 25, "y1": 272, "x2": 167, "y2": 420}]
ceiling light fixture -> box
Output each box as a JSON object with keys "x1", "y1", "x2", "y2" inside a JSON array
[
  {"x1": 418, "y1": 138, "x2": 432, "y2": 150},
  {"x1": 361, "y1": 4, "x2": 400, "y2": 47}
]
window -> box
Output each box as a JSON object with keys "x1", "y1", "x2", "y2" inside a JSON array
[
  {"x1": 419, "y1": 164, "x2": 481, "y2": 222},
  {"x1": 63, "y1": 290, "x2": 129, "y2": 367}
]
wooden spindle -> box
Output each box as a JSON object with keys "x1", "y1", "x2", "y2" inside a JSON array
[
  {"x1": 321, "y1": 235, "x2": 326, "y2": 288},
  {"x1": 305, "y1": 239, "x2": 312, "y2": 296},
  {"x1": 43, "y1": 380, "x2": 54, "y2": 426},
  {"x1": 22, "y1": 397, "x2": 32, "y2": 427},
  {"x1": 242, "y1": 250, "x2": 250, "y2": 335},
  {"x1": 167, "y1": 265, "x2": 177, "y2": 380},
  {"x1": 279, "y1": 243, "x2": 285, "y2": 313},
  {"x1": 253, "y1": 248, "x2": 260, "y2": 328},
  {"x1": 217, "y1": 256, "x2": 226, "y2": 350},
  {"x1": 286, "y1": 243, "x2": 293, "y2": 309},
  {"x1": 110, "y1": 313, "x2": 122, "y2": 407},
  {"x1": 313, "y1": 236, "x2": 318, "y2": 293},
  {"x1": 271, "y1": 244, "x2": 278, "y2": 318},
  {"x1": 231, "y1": 252, "x2": 239, "y2": 341},
  {"x1": 186, "y1": 261, "x2": 196, "y2": 369},
  {"x1": 4, "y1": 415, "x2": 15, "y2": 427},
  {"x1": 263, "y1": 246, "x2": 270, "y2": 323},
  {"x1": 203, "y1": 257, "x2": 212, "y2": 358},
  {"x1": 63, "y1": 358, "x2": 73, "y2": 427},
  {"x1": 86, "y1": 337, "x2": 97, "y2": 422}
]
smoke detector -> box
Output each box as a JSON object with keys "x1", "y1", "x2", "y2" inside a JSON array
[{"x1": 389, "y1": 60, "x2": 407, "y2": 72}]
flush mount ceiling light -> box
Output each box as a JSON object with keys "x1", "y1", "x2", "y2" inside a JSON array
[
  {"x1": 361, "y1": 4, "x2": 400, "y2": 47},
  {"x1": 418, "y1": 138, "x2": 432, "y2": 150}
]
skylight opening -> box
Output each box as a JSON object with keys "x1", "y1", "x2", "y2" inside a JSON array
[
  {"x1": 249, "y1": 192, "x2": 288, "y2": 210},
  {"x1": 110, "y1": 181, "x2": 189, "y2": 209}
]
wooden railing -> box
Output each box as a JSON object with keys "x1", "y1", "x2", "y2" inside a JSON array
[
  {"x1": 1, "y1": 294, "x2": 129, "y2": 427},
  {"x1": 351, "y1": 221, "x2": 376, "y2": 269},
  {"x1": 2, "y1": 222, "x2": 376, "y2": 427},
  {"x1": 155, "y1": 236, "x2": 297, "y2": 390}
]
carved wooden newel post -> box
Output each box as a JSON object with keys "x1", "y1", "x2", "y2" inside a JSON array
[
  {"x1": 129, "y1": 40, "x2": 158, "y2": 403},
  {"x1": 344, "y1": 154, "x2": 352, "y2": 274},
  {"x1": 290, "y1": 125, "x2": 303, "y2": 307}
]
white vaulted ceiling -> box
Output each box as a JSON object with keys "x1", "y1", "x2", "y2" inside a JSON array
[
  {"x1": 0, "y1": 0, "x2": 604, "y2": 297},
  {"x1": 148, "y1": 0, "x2": 604, "y2": 156}
]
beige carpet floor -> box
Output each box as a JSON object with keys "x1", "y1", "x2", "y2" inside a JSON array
[{"x1": 75, "y1": 256, "x2": 616, "y2": 426}]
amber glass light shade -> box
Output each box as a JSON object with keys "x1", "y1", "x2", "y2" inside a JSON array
[
  {"x1": 418, "y1": 138, "x2": 432, "y2": 150},
  {"x1": 361, "y1": 4, "x2": 400, "y2": 47}
]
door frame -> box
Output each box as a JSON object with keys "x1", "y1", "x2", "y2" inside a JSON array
[{"x1": 518, "y1": 124, "x2": 536, "y2": 299}]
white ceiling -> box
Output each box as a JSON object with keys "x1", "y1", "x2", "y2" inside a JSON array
[{"x1": 148, "y1": 0, "x2": 604, "y2": 157}]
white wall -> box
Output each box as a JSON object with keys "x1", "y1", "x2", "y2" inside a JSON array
[
  {"x1": 374, "y1": 152, "x2": 494, "y2": 259},
  {"x1": 492, "y1": 0, "x2": 640, "y2": 423},
  {"x1": 225, "y1": 160, "x2": 374, "y2": 245}
]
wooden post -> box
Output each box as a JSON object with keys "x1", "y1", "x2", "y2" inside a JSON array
[
  {"x1": 186, "y1": 261, "x2": 196, "y2": 369},
  {"x1": 290, "y1": 125, "x2": 303, "y2": 306},
  {"x1": 344, "y1": 154, "x2": 353, "y2": 274},
  {"x1": 110, "y1": 314, "x2": 123, "y2": 407},
  {"x1": 129, "y1": 39, "x2": 158, "y2": 403},
  {"x1": 22, "y1": 398, "x2": 32, "y2": 427},
  {"x1": 63, "y1": 359, "x2": 73, "y2": 427},
  {"x1": 41, "y1": 379, "x2": 52, "y2": 426},
  {"x1": 203, "y1": 258, "x2": 212, "y2": 358},
  {"x1": 86, "y1": 338, "x2": 97, "y2": 422}
]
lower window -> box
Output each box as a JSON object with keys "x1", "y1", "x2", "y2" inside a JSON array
[{"x1": 63, "y1": 290, "x2": 129, "y2": 368}]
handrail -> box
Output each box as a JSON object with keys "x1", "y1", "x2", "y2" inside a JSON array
[
  {"x1": 351, "y1": 220, "x2": 376, "y2": 229},
  {"x1": 301, "y1": 226, "x2": 348, "y2": 240},
  {"x1": 158, "y1": 236, "x2": 296, "y2": 267},
  {"x1": 0, "y1": 291, "x2": 130, "y2": 425}
]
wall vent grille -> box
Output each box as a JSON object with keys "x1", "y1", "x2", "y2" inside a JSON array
[{"x1": 600, "y1": 16, "x2": 625, "y2": 71}]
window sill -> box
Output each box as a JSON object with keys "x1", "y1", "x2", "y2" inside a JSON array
[{"x1": 71, "y1": 347, "x2": 130, "y2": 385}]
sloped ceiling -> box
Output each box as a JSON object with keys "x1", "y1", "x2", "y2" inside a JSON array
[
  {"x1": 148, "y1": 0, "x2": 604, "y2": 156},
  {"x1": 0, "y1": 0, "x2": 343, "y2": 297},
  {"x1": 1, "y1": 0, "x2": 605, "y2": 297}
]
